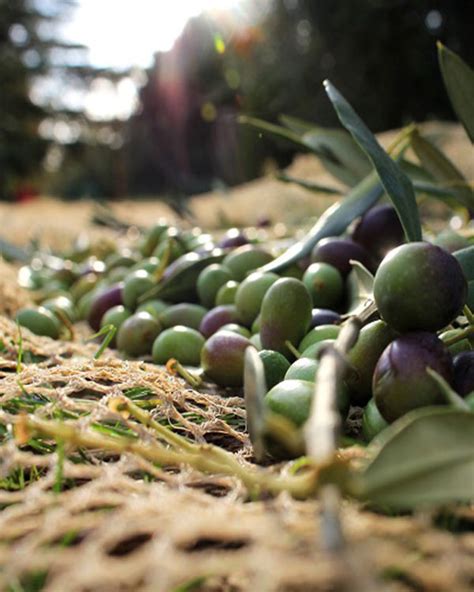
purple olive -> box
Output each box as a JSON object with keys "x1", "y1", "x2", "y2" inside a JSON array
[
  {"x1": 88, "y1": 283, "x2": 123, "y2": 331},
  {"x1": 199, "y1": 305, "x2": 241, "y2": 338},
  {"x1": 200, "y1": 330, "x2": 251, "y2": 387},
  {"x1": 311, "y1": 237, "x2": 375, "y2": 277},
  {"x1": 373, "y1": 332, "x2": 453, "y2": 423},
  {"x1": 217, "y1": 228, "x2": 249, "y2": 249},
  {"x1": 452, "y1": 351, "x2": 474, "y2": 397},
  {"x1": 352, "y1": 204, "x2": 405, "y2": 261},
  {"x1": 310, "y1": 308, "x2": 341, "y2": 328}
]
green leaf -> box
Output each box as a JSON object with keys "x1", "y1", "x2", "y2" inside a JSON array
[
  {"x1": 438, "y1": 42, "x2": 474, "y2": 143},
  {"x1": 357, "y1": 407, "x2": 474, "y2": 509},
  {"x1": 324, "y1": 80, "x2": 422, "y2": 242},
  {"x1": 276, "y1": 172, "x2": 343, "y2": 195},
  {"x1": 346, "y1": 260, "x2": 374, "y2": 316},
  {"x1": 260, "y1": 170, "x2": 384, "y2": 274},
  {"x1": 240, "y1": 115, "x2": 370, "y2": 186},
  {"x1": 411, "y1": 130, "x2": 474, "y2": 210}
]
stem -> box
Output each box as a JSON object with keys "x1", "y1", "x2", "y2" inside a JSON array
[
  {"x1": 441, "y1": 324, "x2": 474, "y2": 347},
  {"x1": 284, "y1": 340, "x2": 301, "y2": 359},
  {"x1": 17, "y1": 414, "x2": 319, "y2": 499}
]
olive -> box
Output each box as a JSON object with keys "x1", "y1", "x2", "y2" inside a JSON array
[
  {"x1": 159, "y1": 303, "x2": 208, "y2": 330},
  {"x1": 264, "y1": 379, "x2": 315, "y2": 427},
  {"x1": 152, "y1": 326, "x2": 204, "y2": 366},
  {"x1": 105, "y1": 251, "x2": 138, "y2": 272},
  {"x1": 116, "y1": 312, "x2": 162, "y2": 357},
  {"x1": 100, "y1": 305, "x2": 132, "y2": 345},
  {"x1": 130, "y1": 256, "x2": 161, "y2": 274},
  {"x1": 251, "y1": 314, "x2": 261, "y2": 334},
  {"x1": 302, "y1": 262, "x2": 344, "y2": 309},
  {"x1": 139, "y1": 222, "x2": 169, "y2": 256},
  {"x1": 70, "y1": 272, "x2": 99, "y2": 302},
  {"x1": 215, "y1": 280, "x2": 240, "y2": 305},
  {"x1": 42, "y1": 295, "x2": 77, "y2": 323},
  {"x1": 201, "y1": 330, "x2": 251, "y2": 387},
  {"x1": 87, "y1": 283, "x2": 123, "y2": 331},
  {"x1": 153, "y1": 235, "x2": 186, "y2": 263},
  {"x1": 466, "y1": 392, "x2": 474, "y2": 411},
  {"x1": 136, "y1": 299, "x2": 170, "y2": 318},
  {"x1": 373, "y1": 242, "x2": 467, "y2": 332},
  {"x1": 345, "y1": 320, "x2": 397, "y2": 406},
  {"x1": 299, "y1": 324, "x2": 341, "y2": 353},
  {"x1": 217, "y1": 228, "x2": 249, "y2": 249},
  {"x1": 352, "y1": 204, "x2": 405, "y2": 261},
  {"x1": 197, "y1": 264, "x2": 234, "y2": 308},
  {"x1": 106, "y1": 266, "x2": 130, "y2": 284},
  {"x1": 432, "y1": 229, "x2": 470, "y2": 253},
  {"x1": 260, "y1": 278, "x2": 312, "y2": 358},
  {"x1": 362, "y1": 398, "x2": 389, "y2": 441},
  {"x1": 122, "y1": 270, "x2": 155, "y2": 310},
  {"x1": 16, "y1": 306, "x2": 61, "y2": 339},
  {"x1": 235, "y1": 271, "x2": 279, "y2": 326},
  {"x1": 300, "y1": 338, "x2": 335, "y2": 360},
  {"x1": 452, "y1": 351, "x2": 474, "y2": 396},
  {"x1": 311, "y1": 237, "x2": 375, "y2": 277},
  {"x1": 222, "y1": 245, "x2": 273, "y2": 281},
  {"x1": 309, "y1": 308, "x2": 341, "y2": 328},
  {"x1": 218, "y1": 323, "x2": 251, "y2": 338},
  {"x1": 285, "y1": 357, "x2": 319, "y2": 382},
  {"x1": 257, "y1": 349, "x2": 291, "y2": 389},
  {"x1": 373, "y1": 331, "x2": 453, "y2": 423},
  {"x1": 199, "y1": 305, "x2": 241, "y2": 338}
]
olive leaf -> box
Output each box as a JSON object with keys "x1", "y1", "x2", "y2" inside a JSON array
[
  {"x1": 239, "y1": 115, "x2": 370, "y2": 186},
  {"x1": 426, "y1": 368, "x2": 470, "y2": 411},
  {"x1": 438, "y1": 42, "x2": 474, "y2": 143},
  {"x1": 260, "y1": 170, "x2": 384, "y2": 274},
  {"x1": 276, "y1": 172, "x2": 343, "y2": 195},
  {"x1": 324, "y1": 80, "x2": 422, "y2": 243},
  {"x1": 138, "y1": 250, "x2": 226, "y2": 303},
  {"x1": 346, "y1": 260, "x2": 375, "y2": 316},
  {"x1": 411, "y1": 130, "x2": 474, "y2": 210},
  {"x1": 355, "y1": 407, "x2": 474, "y2": 509}
]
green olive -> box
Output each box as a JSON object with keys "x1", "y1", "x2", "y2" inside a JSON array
[
  {"x1": 197, "y1": 264, "x2": 234, "y2": 308},
  {"x1": 257, "y1": 349, "x2": 291, "y2": 389},
  {"x1": 16, "y1": 307, "x2": 61, "y2": 339},
  {"x1": 302, "y1": 262, "x2": 344, "y2": 309},
  {"x1": 116, "y1": 312, "x2": 162, "y2": 357},
  {"x1": 152, "y1": 326, "x2": 204, "y2": 366}
]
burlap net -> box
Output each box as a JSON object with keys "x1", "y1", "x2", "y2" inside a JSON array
[{"x1": 0, "y1": 258, "x2": 473, "y2": 592}]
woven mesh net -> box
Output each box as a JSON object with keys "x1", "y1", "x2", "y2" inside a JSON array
[{"x1": 0, "y1": 243, "x2": 473, "y2": 591}]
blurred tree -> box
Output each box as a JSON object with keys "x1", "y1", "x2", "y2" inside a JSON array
[{"x1": 0, "y1": 0, "x2": 85, "y2": 199}]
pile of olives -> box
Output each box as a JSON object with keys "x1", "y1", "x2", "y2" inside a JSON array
[{"x1": 15, "y1": 204, "x2": 474, "y2": 454}]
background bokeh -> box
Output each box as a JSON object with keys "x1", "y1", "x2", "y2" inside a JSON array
[{"x1": 1, "y1": 0, "x2": 473, "y2": 203}]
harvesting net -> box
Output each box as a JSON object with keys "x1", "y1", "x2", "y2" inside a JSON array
[{"x1": 0, "y1": 187, "x2": 473, "y2": 592}]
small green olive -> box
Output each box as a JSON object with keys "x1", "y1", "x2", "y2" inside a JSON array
[
  {"x1": 16, "y1": 307, "x2": 61, "y2": 339},
  {"x1": 152, "y1": 326, "x2": 204, "y2": 366}
]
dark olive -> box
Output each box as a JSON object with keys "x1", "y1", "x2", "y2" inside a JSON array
[
  {"x1": 352, "y1": 204, "x2": 405, "y2": 261},
  {"x1": 200, "y1": 330, "x2": 251, "y2": 387},
  {"x1": 152, "y1": 326, "x2": 204, "y2": 366},
  {"x1": 311, "y1": 237, "x2": 375, "y2": 277},
  {"x1": 87, "y1": 283, "x2": 124, "y2": 331},
  {"x1": 217, "y1": 228, "x2": 249, "y2": 249},
  {"x1": 373, "y1": 331, "x2": 453, "y2": 423},
  {"x1": 452, "y1": 351, "x2": 474, "y2": 397},
  {"x1": 309, "y1": 308, "x2": 341, "y2": 328},
  {"x1": 116, "y1": 312, "x2": 161, "y2": 357},
  {"x1": 374, "y1": 242, "x2": 467, "y2": 332},
  {"x1": 199, "y1": 305, "x2": 241, "y2": 338}
]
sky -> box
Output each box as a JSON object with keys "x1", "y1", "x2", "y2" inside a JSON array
[{"x1": 53, "y1": 0, "x2": 242, "y2": 120}]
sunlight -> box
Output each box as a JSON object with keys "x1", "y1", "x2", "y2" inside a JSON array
[{"x1": 63, "y1": 0, "x2": 243, "y2": 69}]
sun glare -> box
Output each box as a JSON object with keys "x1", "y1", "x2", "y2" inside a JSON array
[{"x1": 63, "y1": 0, "x2": 243, "y2": 70}]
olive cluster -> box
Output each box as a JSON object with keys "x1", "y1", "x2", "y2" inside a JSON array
[{"x1": 15, "y1": 205, "x2": 474, "y2": 452}]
